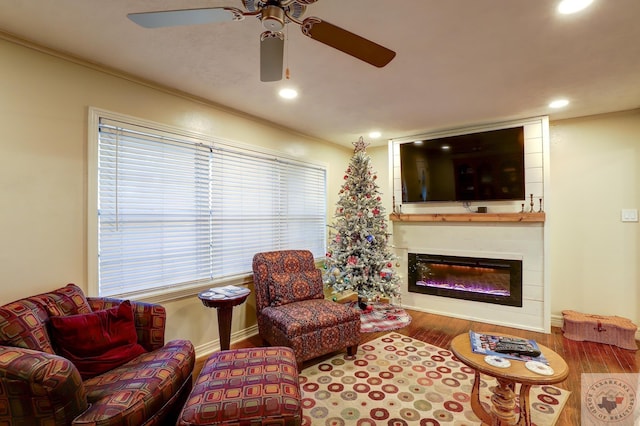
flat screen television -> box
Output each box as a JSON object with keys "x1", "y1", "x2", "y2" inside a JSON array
[{"x1": 399, "y1": 126, "x2": 525, "y2": 203}]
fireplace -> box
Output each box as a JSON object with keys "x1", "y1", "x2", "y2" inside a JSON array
[{"x1": 408, "y1": 253, "x2": 522, "y2": 307}]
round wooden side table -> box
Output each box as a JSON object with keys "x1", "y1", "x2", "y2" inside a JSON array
[
  {"x1": 450, "y1": 333, "x2": 569, "y2": 426},
  {"x1": 198, "y1": 287, "x2": 250, "y2": 351}
]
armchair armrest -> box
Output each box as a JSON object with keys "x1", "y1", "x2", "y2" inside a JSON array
[
  {"x1": 0, "y1": 345, "x2": 87, "y2": 425},
  {"x1": 87, "y1": 297, "x2": 166, "y2": 351}
]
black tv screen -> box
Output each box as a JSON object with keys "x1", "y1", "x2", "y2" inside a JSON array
[{"x1": 400, "y1": 127, "x2": 525, "y2": 202}]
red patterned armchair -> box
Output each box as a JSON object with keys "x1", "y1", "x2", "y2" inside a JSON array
[
  {"x1": 0, "y1": 283, "x2": 195, "y2": 426},
  {"x1": 252, "y1": 250, "x2": 361, "y2": 369}
]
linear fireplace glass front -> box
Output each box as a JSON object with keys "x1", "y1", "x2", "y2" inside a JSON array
[{"x1": 408, "y1": 253, "x2": 523, "y2": 307}]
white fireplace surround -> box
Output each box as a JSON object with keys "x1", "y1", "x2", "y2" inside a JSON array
[{"x1": 389, "y1": 117, "x2": 551, "y2": 332}]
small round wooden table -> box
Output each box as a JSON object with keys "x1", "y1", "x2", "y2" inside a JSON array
[
  {"x1": 198, "y1": 288, "x2": 250, "y2": 351},
  {"x1": 450, "y1": 333, "x2": 569, "y2": 426}
]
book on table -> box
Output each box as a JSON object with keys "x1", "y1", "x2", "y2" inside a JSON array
[{"x1": 469, "y1": 330, "x2": 549, "y2": 364}]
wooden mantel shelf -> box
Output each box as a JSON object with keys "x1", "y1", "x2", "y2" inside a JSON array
[{"x1": 389, "y1": 212, "x2": 545, "y2": 223}]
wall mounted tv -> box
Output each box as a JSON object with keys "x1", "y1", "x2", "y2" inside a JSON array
[{"x1": 400, "y1": 126, "x2": 525, "y2": 203}]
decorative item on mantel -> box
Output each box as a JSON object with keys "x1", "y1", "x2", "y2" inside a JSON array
[
  {"x1": 529, "y1": 193, "x2": 535, "y2": 213},
  {"x1": 521, "y1": 195, "x2": 543, "y2": 213},
  {"x1": 323, "y1": 136, "x2": 401, "y2": 310}
]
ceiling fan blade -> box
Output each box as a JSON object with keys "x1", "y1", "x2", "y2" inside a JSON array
[
  {"x1": 128, "y1": 7, "x2": 244, "y2": 28},
  {"x1": 260, "y1": 31, "x2": 284, "y2": 82},
  {"x1": 300, "y1": 17, "x2": 395, "y2": 68}
]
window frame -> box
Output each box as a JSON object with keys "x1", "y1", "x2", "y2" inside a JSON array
[{"x1": 88, "y1": 107, "x2": 327, "y2": 302}]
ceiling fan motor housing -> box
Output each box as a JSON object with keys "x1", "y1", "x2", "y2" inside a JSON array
[{"x1": 261, "y1": 5, "x2": 285, "y2": 31}]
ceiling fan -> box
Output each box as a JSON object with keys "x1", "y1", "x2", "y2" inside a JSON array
[{"x1": 127, "y1": 0, "x2": 396, "y2": 82}]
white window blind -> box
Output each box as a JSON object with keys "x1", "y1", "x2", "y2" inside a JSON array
[{"x1": 97, "y1": 116, "x2": 326, "y2": 297}]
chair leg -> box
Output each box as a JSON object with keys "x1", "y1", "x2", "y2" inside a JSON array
[{"x1": 347, "y1": 344, "x2": 358, "y2": 356}]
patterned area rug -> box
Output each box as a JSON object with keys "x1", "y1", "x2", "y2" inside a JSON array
[
  {"x1": 347, "y1": 302, "x2": 412, "y2": 333},
  {"x1": 299, "y1": 333, "x2": 570, "y2": 425}
]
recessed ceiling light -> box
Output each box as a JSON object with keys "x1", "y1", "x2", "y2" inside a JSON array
[
  {"x1": 557, "y1": 0, "x2": 594, "y2": 15},
  {"x1": 549, "y1": 99, "x2": 570, "y2": 108},
  {"x1": 441, "y1": 144, "x2": 451, "y2": 151},
  {"x1": 278, "y1": 88, "x2": 298, "y2": 99},
  {"x1": 369, "y1": 131, "x2": 381, "y2": 139},
  {"x1": 413, "y1": 140, "x2": 423, "y2": 145}
]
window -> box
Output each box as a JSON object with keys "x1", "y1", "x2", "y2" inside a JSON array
[{"x1": 90, "y1": 109, "x2": 326, "y2": 298}]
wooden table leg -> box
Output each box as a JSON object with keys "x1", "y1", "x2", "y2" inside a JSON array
[
  {"x1": 470, "y1": 370, "x2": 493, "y2": 425},
  {"x1": 489, "y1": 377, "x2": 518, "y2": 425},
  {"x1": 515, "y1": 383, "x2": 533, "y2": 426},
  {"x1": 216, "y1": 306, "x2": 233, "y2": 351}
]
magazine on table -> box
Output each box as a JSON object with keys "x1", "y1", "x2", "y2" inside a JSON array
[
  {"x1": 469, "y1": 330, "x2": 549, "y2": 364},
  {"x1": 213, "y1": 285, "x2": 250, "y2": 295},
  {"x1": 204, "y1": 285, "x2": 250, "y2": 298}
]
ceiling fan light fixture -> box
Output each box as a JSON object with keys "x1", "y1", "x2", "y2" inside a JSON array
[
  {"x1": 557, "y1": 0, "x2": 594, "y2": 15},
  {"x1": 279, "y1": 87, "x2": 298, "y2": 99},
  {"x1": 549, "y1": 99, "x2": 570, "y2": 108},
  {"x1": 262, "y1": 5, "x2": 285, "y2": 31}
]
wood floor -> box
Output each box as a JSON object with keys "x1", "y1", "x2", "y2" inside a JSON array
[{"x1": 214, "y1": 309, "x2": 640, "y2": 425}]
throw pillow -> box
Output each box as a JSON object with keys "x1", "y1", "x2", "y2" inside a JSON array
[
  {"x1": 49, "y1": 300, "x2": 147, "y2": 379},
  {"x1": 268, "y1": 270, "x2": 324, "y2": 307}
]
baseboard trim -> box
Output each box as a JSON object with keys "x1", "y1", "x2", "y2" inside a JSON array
[
  {"x1": 551, "y1": 313, "x2": 564, "y2": 329},
  {"x1": 194, "y1": 324, "x2": 259, "y2": 359}
]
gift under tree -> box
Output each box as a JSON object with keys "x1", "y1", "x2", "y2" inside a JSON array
[{"x1": 324, "y1": 137, "x2": 401, "y2": 308}]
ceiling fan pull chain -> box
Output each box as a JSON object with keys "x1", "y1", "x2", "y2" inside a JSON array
[{"x1": 285, "y1": 23, "x2": 290, "y2": 80}]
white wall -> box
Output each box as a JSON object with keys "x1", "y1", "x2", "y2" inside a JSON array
[
  {"x1": 548, "y1": 110, "x2": 639, "y2": 328},
  {"x1": 0, "y1": 37, "x2": 351, "y2": 355}
]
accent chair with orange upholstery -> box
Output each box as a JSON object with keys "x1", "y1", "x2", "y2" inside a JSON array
[{"x1": 252, "y1": 250, "x2": 361, "y2": 369}]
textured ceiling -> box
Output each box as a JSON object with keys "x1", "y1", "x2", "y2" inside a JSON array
[{"x1": 1, "y1": 0, "x2": 639, "y2": 147}]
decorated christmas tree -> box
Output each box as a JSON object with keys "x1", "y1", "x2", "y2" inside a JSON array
[{"x1": 324, "y1": 137, "x2": 401, "y2": 305}]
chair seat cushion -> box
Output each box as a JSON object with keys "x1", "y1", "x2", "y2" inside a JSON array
[
  {"x1": 261, "y1": 299, "x2": 360, "y2": 337},
  {"x1": 77, "y1": 339, "x2": 195, "y2": 425}
]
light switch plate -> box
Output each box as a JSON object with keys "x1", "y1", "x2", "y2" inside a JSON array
[{"x1": 621, "y1": 209, "x2": 638, "y2": 222}]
